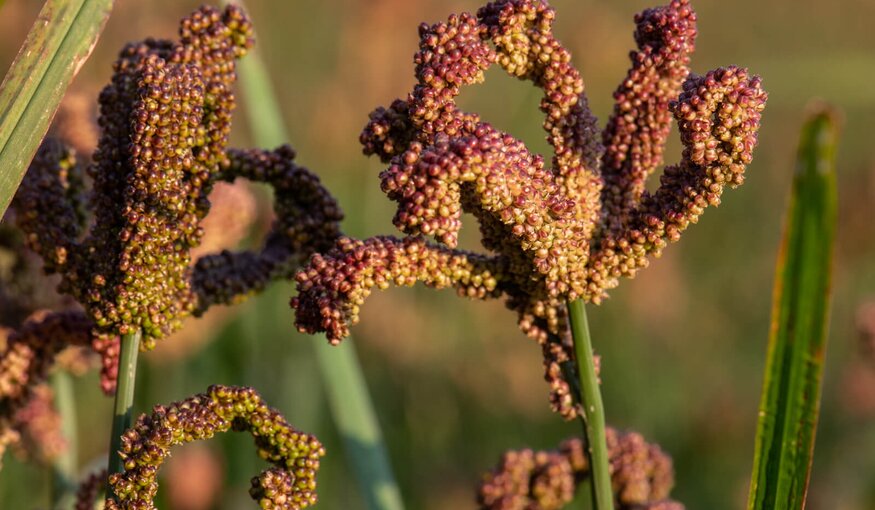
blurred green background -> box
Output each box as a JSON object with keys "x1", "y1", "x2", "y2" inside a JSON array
[{"x1": 1, "y1": 0, "x2": 875, "y2": 508}]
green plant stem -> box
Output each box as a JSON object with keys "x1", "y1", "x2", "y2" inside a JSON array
[
  {"x1": 49, "y1": 370, "x2": 77, "y2": 504},
  {"x1": 0, "y1": 0, "x2": 114, "y2": 218},
  {"x1": 106, "y1": 330, "x2": 141, "y2": 494},
  {"x1": 220, "y1": 0, "x2": 288, "y2": 150},
  {"x1": 314, "y1": 338, "x2": 405, "y2": 510},
  {"x1": 567, "y1": 299, "x2": 613, "y2": 510}
]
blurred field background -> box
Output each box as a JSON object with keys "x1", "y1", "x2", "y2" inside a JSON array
[{"x1": 1, "y1": 0, "x2": 875, "y2": 508}]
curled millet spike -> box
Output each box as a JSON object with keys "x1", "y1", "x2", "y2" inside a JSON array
[
  {"x1": 193, "y1": 146, "x2": 343, "y2": 312},
  {"x1": 589, "y1": 66, "x2": 767, "y2": 291},
  {"x1": 298, "y1": 0, "x2": 766, "y2": 419},
  {"x1": 104, "y1": 385, "x2": 324, "y2": 509},
  {"x1": 478, "y1": 427, "x2": 680, "y2": 510},
  {"x1": 360, "y1": 14, "x2": 491, "y2": 161},
  {"x1": 601, "y1": 0, "x2": 697, "y2": 232},
  {"x1": 86, "y1": 57, "x2": 206, "y2": 345},
  {"x1": 0, "y1": 311, "x2": 94, "y2": 410},
  {"x1": 12, "y1": 140, "x2": 86, "y2": 272},
  {"x1": 478, "y1": 0, "x2": 603, "y2": 218},
  {"x1": 13, "y1": 5, "x2": 341, "y2": 355},
  {"x1": 250, "y1": 467, "x2": 302, "y2": 509},
  {"x1": 10, "y1": 5, "x2": 254, "y2": 348},
  {"x1": 408, "y1": 12, "x2": 493, "y2": 140},
  {"x1": 0, "y1": 311, "x2": 106, "y2": 468},
  {"x1": 293, "y1": 235, "x2": 504, "y2": 343},
  {"x1": 360, "y1": 99, "x2": 416, "y2": 163}
]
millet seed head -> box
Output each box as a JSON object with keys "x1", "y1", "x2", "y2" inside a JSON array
[
  {"x1": 478, "y1": 427, "x2": 680, "y2": 510},
  {"x1": 12, "y1": 5, "x2": 342, "y2": 352},
  {"x1": 293, "y1": 0, "x2": 766, "y2": 420},
  {"x1": 104, "y1": 385, "x2": 324, "y2": 510}
]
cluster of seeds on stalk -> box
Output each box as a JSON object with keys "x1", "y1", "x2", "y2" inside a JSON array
[
  {"x1": 600, "y1": 0, "x2": 697, "y2": 233},
  {"x1": 294, "y1": 236, "x2": 504, "y2": 341},
  {"x1": 63, "y1": 5, "x2": 253, "y2": 346},
  {"x1": 193, "y1": 146, "x2": 342, "y2": 312},
  {"x1": 587, "y1": 66, "x2": 766, "y2": 285},
  {"x1": 7, "y1": 140, "x2": 86, "y2": 274},
  {"x1": 105, "y1": 385, "x2": 324, "y2": 510},
  {"x1": 12, "y1": 5, "x2": 343, "y2": 351},
  {"x1": 0, "y1": 218, "x2": 110, "y2": 467},
  {"x1": 478, "y1": 427, "x2": 681, "y2": 510},
  {"x1": 250, "y1": 468, "x2": 307, "y2": 509},
  {"x1": 0, "y1": 311, "x2": 94, "y2": 467},
  {"x1": 0, "y1": 312, "x2": 93, "y2": 412},
  {"x1": 293, "y1": 0, "x2": 766, "y2": 419}
]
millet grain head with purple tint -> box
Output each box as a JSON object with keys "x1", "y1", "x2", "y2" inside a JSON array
[
  {"x1": 293, "y1": 0, "x2": 767, "y2": 419},
  {"x1": 11, "y1": 5, "x2": 343, "y2": 353}
]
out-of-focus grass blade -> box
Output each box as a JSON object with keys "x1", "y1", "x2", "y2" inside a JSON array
[
  {"x1": 235, "y1": 53, "x2": 288, "y2": 148},
  {"x1": 314, "y1": 339, "x2": 406, "y2": 510},
  {"x1": 49, "y1": 371, "x2": 78, "y2": 508},
  {"x1": 0, "y1": 0, "x2": 114, "y2": 217},
  {"x1": 221, "y1": 2, "x2": 406, "y2": 509},
  {"x1": 747, "y1": 107, "x2": 839, "y2": 510}
]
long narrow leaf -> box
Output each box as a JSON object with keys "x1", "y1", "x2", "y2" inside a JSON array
[
  {"x1": 314, "y1": 340, "x2": 406, "y2": 510},
  {"x1": 235, "y1": 53, "x2": 289, "y2": 148},
  {"x1": 0, "y1": 0, "x2": 114, "y2": 217},
  {"x1": 747, "y1": 107, "x2": 839, "y2": 510},
  {"x1": 222, "y1": 2, "x2": 405, "y2": 508}
]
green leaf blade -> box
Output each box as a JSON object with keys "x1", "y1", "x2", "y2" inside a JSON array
[
  {"x1": 747, "y1": 107, "x2": 839, "y2": 510},
  {"x1": 314, "y1": 339, "x2": 406, "y2": 510},
  {"x1": 0, "y1": 0, "x2": 114, "y2": 217},
  {"x1": 0, "y1": 0, "x2": 85, "y2": 152}
]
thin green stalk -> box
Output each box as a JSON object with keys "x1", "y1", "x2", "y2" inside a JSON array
[
  {"x1": 49, "y1": 371, "x2": 77, "y2": 505},
  {"x1": 219, "y1": 0, "x2": 287, "y2": 148},
  {"x1": 567, "y1": 299, "x2": 613, "y2": 510},
  {"x1": 106, "y1": 330, "x2": 141, "y2": 492},
  {"x1": 0, "y1": 0, "x2": 114, "y2": 217},
  {"x1": 315, "y1": 339, "x2": 405, "y2": 510},
  {"x1": 747, "y1": 107, "x2": 838, "y2": 510},
  {"x1": 236, "y1": 54, "x2": 288, "y2": 148}
]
